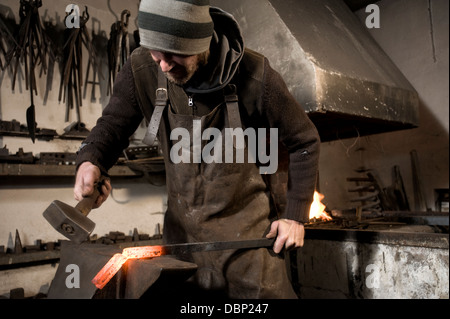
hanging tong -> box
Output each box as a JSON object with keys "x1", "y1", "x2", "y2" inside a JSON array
[
  {"x1": 107, "y1": 9, "x2": 131, "y2": 95},
  {"x1": 59, "y1": 6, "x2": 95, "y2": 129},
  {"x1": 6, "y1": 0, "x2": 54, "y2": 142}
]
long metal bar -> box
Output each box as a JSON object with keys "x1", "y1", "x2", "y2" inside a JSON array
[{"x1": 158, "y1": 238, "x2": 275, "y2": 255}]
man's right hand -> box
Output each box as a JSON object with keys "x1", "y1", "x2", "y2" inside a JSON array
[{"x1": 74, "y1": 161, "x2": 112, "y2": 208}]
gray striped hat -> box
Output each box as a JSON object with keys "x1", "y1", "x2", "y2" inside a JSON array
[{"x1": 138, "y1": 0, "x2": 214, "y2": 55}]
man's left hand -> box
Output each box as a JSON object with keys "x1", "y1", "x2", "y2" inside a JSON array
[{"x1": 266, "y1": 219, "x2": 305, "y2": 254}]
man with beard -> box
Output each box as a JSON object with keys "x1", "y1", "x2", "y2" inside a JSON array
[{"x1": 74, "y1": 0, "x2": 320, "y2": 298}]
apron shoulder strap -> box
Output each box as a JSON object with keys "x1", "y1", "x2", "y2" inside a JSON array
[
  {"x1": 142, "y1": 67, "x2": 168, "y2": 145},
  {"x1": 224, "y1": 84, "x2": 245, "y2": 149}
]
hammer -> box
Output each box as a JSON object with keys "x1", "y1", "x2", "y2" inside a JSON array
[{"x1": 43, "y1": 180, "x2": 104, "y2": 244}]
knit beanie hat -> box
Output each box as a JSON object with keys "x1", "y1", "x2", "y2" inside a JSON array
[{"x1": 138, "y1": 0, "x2": 214, "y2": 56}]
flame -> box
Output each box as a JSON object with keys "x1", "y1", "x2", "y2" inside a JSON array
[
  {"x1": 92, "y1": 245, "x2": 163, "y2": 289},
  {"x1": 309, "y1": 191, "x2": 332, "y2": 221}
]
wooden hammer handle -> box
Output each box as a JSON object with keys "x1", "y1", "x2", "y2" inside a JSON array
[{"x1": 75, "y1": 178, "x2": 104, "y2": 217}]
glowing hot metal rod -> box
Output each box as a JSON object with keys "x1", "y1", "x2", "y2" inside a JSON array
[{"x1": 92, "y1": 238, "x2": 275, "y2": 289}]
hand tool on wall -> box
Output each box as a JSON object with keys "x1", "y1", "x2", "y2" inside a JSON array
[
  {"x1": 0, "y1": 16, "x2": 18, "y2": 71},
  {"x1": 107, "y1": 9, "x2": 131, "y2": 96},
  {"x1": 83, "y1": 18, "x2": 104, "y2": 103},
  {"x1": 83, "y1": 53, "x2": 99, "y2": 103},
  {"x1": 26, "y1": 29, "x2": 36, "y2": 142},
  {"x1": 43, "y1": 179, "x2": 104, "y2": 244},
  {"x1": 58, "y1": 6, "x2": 96, "y2": 125},
  {"x1": 6, "y1": 0, "x2": 54, "y2": 143},
  {"x1": 410, "y1": 150, "x2": 430, "y2": 212},
  {"x1": 385, "y1": 165, "x2": 410, "y2": 211},
  {"x1": 0, "y1": 20, "x2": 7, "y2": 71}
]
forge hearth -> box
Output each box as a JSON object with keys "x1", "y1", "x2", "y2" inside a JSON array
[{"x1": 295, "y1": 211, "x2": 449, "y2": 299}]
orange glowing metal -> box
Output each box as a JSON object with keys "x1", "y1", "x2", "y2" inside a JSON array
[
  {"x1": 92, "y1": 253, "x2": 128, "y2": 289},
  {"x1": 91, "y1": 245, "x2": 163, "y2": 289},
  {"x1": 123, "y1": 246, "x2": 163, "y2": 259}
]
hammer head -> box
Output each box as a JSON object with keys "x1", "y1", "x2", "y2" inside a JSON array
[{"x1": 43, "y1": 200, "x2": 95, "y2": 244}]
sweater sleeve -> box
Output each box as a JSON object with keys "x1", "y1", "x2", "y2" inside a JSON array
[
  {"x1": 261, "y1": 59, "x2": 320, "y2": 223},
  {"x1": 75, "y1": 60, "x2": 144, "y2": 174}
]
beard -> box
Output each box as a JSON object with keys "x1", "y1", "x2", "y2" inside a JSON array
[
  {"x1": 164, "y1": 62, "x2": 198, "y2": 85},
  {"x1": 164, "y1": 50, "x2": 210, "y2": 86}
]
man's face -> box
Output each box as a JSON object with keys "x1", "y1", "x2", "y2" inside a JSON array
[{"x1": 150, "y1": 50, "x2": 201, "y2": 85}]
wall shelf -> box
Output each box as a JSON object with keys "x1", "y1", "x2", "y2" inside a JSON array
[{"x1": 0, "y1": 163, "x2": 142, "y2": 177}]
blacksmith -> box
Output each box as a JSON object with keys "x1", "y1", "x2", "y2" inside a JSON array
[{"x1": 74, "y1": 0, "x2": 320, "y2": 298}]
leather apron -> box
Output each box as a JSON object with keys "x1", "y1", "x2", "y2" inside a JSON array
[{"x1": 131, "y1": 48, "x2": 297, "y2": 299}]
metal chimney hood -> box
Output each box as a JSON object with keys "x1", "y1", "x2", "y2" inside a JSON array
[{"x1": 211, "y1": 0, "x2": 419, "y2": 142}]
